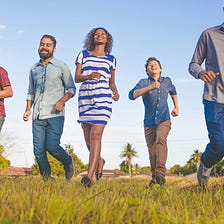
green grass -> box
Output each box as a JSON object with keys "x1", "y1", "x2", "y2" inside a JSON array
[{"x1": 0, "y1": 176, "x2": 224, "y2": 223}]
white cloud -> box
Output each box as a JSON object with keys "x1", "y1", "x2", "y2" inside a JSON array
[
  {"x1": 0, "y1": 24, "x2": 6, "y2": 31},
  {"x1": 17, "y1": 30, "x2": 24, "y2": 35}
]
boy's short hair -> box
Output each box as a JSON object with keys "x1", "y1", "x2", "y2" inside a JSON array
[{"x1": 145, "y1": 57, "x2": 162, "y2": 70}]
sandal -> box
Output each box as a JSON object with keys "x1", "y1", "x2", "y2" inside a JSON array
[
  {"x1": 95, "y1": 159, "x2": 105, "y2": 180},
  {"x1": 81, "y1": 175, "x2": 92, "y2": 188}
]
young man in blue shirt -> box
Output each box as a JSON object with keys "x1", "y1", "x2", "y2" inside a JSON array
[{"x1": 129, "y1": 57, "x2": 179, "y2": 186}]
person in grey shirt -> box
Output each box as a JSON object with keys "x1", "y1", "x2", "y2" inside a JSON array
[
  {"x1": 189, "y1": 8, "x2": 224, "y2": 187},
  {"x1": 23, "y1": 34, "x2": 76, "y2": 181}
]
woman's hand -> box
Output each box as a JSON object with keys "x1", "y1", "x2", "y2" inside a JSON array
[
  {"x1": 112, "y1": 91, "x2": 120, "y2": 101},
  {"x1": 89, "y1": 72, "x2": 101, "y2": 81}
]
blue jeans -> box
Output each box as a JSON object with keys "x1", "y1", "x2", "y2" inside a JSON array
[
  {"x1": 32, "y1": 116, "x2": 71, "y2": 177},
  {"x1": 201, "y1": 100, "x2": 224, "y2": 168}
]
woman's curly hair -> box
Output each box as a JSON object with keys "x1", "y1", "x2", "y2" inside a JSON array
[{"x1": 83, "y1": 27, "x2": 113, "y2": 54}]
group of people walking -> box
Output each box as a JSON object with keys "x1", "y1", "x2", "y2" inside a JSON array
[{"x1": 1, "y1": 9, "x2": 224, "y2": 188}]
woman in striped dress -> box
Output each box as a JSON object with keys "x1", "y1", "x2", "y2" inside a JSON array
[{"x1": 75, "y1": 27, "x2": 119, "y2": 187}]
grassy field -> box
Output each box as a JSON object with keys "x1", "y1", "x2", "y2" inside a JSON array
[{"x1": 0, "y1": 175, "x2": 224, "y2": 224}]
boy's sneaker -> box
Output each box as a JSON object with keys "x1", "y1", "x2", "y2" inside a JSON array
[
  {"x1": 156, "y1": 173, "x2": 166, "y2": 185},
  {"x1": 64, "y1": 158, "x2": 75, "y2": 180},
  {"x1": 197, "y1": 161, "x2": 212, "y2": 187},
  {"x1": 148, "y1": 179, "x2": 157, "y2": 187}
]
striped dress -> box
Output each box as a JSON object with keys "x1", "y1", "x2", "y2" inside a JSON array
[{"x1": 75, "y1": 50, "x2": 116, "y2": 125}]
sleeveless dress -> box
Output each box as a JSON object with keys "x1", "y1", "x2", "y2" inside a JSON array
[{"x1": 75, "y1": 50, "x2": 116, "y2": 125}]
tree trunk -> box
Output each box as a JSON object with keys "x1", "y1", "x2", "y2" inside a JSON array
[{"x1": 128, "y1": 164, "x2": 132, "y2": 177}]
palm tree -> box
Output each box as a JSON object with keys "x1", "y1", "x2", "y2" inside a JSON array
[
  {"x1": 188, "y1": 149, "x2": 202, "y2": 169},
  {"x1": 120, "y1": 143, "x2": 138, "y2": 177}
]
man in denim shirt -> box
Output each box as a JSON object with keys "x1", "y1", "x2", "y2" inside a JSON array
[
  {"x1": 129, "y1": 57, "x2": 179, "y2": 186},
  {"x1": 189, "y1": 8, "x2": 224, "y2": 187},
  {"x1": 23, "y1": 34, "x2": 76, "y2": 181}
]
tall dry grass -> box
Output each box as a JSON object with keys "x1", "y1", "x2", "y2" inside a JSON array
[{"x1": 0, "y1": 176, "x2": 224, "y2": 223}]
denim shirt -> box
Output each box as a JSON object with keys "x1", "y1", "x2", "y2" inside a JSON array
[
  {"x1": 189, "y1": 23, "x2": 224, "y2": 103},
  {"x1": 27, "y1": 57, "x2": 76, "y2": 120},
  {"x1": 129, "y1": 76, "x2": 177, "y2": 128}
]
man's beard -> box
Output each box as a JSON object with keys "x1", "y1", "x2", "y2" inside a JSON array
[{"x1": 38, "y1": 50, "x2": 53, "y2": 60}]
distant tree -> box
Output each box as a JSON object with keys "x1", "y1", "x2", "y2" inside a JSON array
[
  {"x1": 0, "y1": 144, "x2": 10, "y2": 171},
  {"x1": 31, "y1": 144, "x2": 86, "y2": 176},
  {"x1": 169, "y1": 164, "x2": 183, "y2": 175},
  {"x1": 212, "y1": 160, "x2": 224, "y2": 176},
  {"x1": 64, "y1": 143, "x2": 74, "y2": 154},
  {"x1": 64, "y1": 144, "x2": 87, "y2": 174},
  {"x1": 170, "y1": 149, "x2": 203, "y2": 176},
  {"x1": 170, "y1": 162, "x2": 196, "y2": 176},
  {"x1": 187, "y1": 149, "x2": 202, "y2": 168},
  {"x1": 139, "y1": 166, "x2": 151, "y2": 173},
  {"x1": 119, "y1": 160, "x2": 129, "y2": 173},
  {"x1": 120, "y1": 143, "x2": 138, "y2": 177},
  {"x1": 0, "y1": 144, "x2": 4, "y2": 154},
  {"x1": 31, "y1": 162, "x2": 39, "y2": 175},
  {"x1": 182, "y1": 163, "x2": 196, "y2": 176},
  {"x1": 133, "y1": 163, "x2": 140, "y2": 174}
]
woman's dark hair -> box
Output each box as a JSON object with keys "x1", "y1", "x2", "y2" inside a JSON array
[{"x1": 84, "y1": 27, "x2": 113, "y2": 54}]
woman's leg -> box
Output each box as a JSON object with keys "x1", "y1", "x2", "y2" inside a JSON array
[
  {"x1": 82, "y1": 123, "x2": 105, "y2": 180},
  {"x1": 82, "y1": 122, "x2": 91, "y2": 151}
]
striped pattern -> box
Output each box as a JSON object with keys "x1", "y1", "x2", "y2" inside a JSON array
[{"x1": 75, "y1": 50, "x2": 116, "y2": 125}]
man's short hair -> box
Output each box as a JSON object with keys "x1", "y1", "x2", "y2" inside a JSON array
[{"x1": 40, "y1": 34, "x2": 57, "y2": 48}]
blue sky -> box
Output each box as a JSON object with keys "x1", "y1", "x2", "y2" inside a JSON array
[{"x1": 0, "y1": 0, "x2": 224, "y2": 169}]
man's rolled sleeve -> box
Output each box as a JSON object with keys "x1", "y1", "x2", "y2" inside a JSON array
[
  {"x1": 66, "y1": 87, "x2": 76, "y2": 97},
  {"x1": 26, "y1": 71, "x2": 35, "y2": 101},
  {"x1": 189, "y1": 62, "x2": 203, "y2": 79},
  {"x1": 26, "y1": 94, "x2": 34, "y2": 101},
  {"x1": 128, "y1": 79, "x2": 145, "y2": 100},
  {"x1": 62, "y1": 65, "x2": 76, "y2": 97},
  {"x1": 128, "y1": 89, "x2": 136, "y2": 100}
]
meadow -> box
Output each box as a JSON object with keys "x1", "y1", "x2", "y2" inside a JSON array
[{"x1": 0, "y1": 176, "x2": 224, "y2": 224}]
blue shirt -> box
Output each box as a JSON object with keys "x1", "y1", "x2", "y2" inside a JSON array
[
  {"x1": 129, "y1": 76, "x2": 177, "y2": 128},
  {"x1": 27, "y1": 57, "x2": 76, "y2": 120},
  {"x1": 189, "y1": 23, "x2": 224, "y2": 103}
]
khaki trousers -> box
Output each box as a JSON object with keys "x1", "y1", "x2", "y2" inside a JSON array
[{"x1": 144, "y1": 120, "x2": 171, "y2": 179}]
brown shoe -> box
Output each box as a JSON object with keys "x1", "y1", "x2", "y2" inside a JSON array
[
  {"x1": 148, "y1": 179, "x2": 157, "y2": 187},
  {"x1": 156, "y1": 173, "x2": 166, "y2": 185}
]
